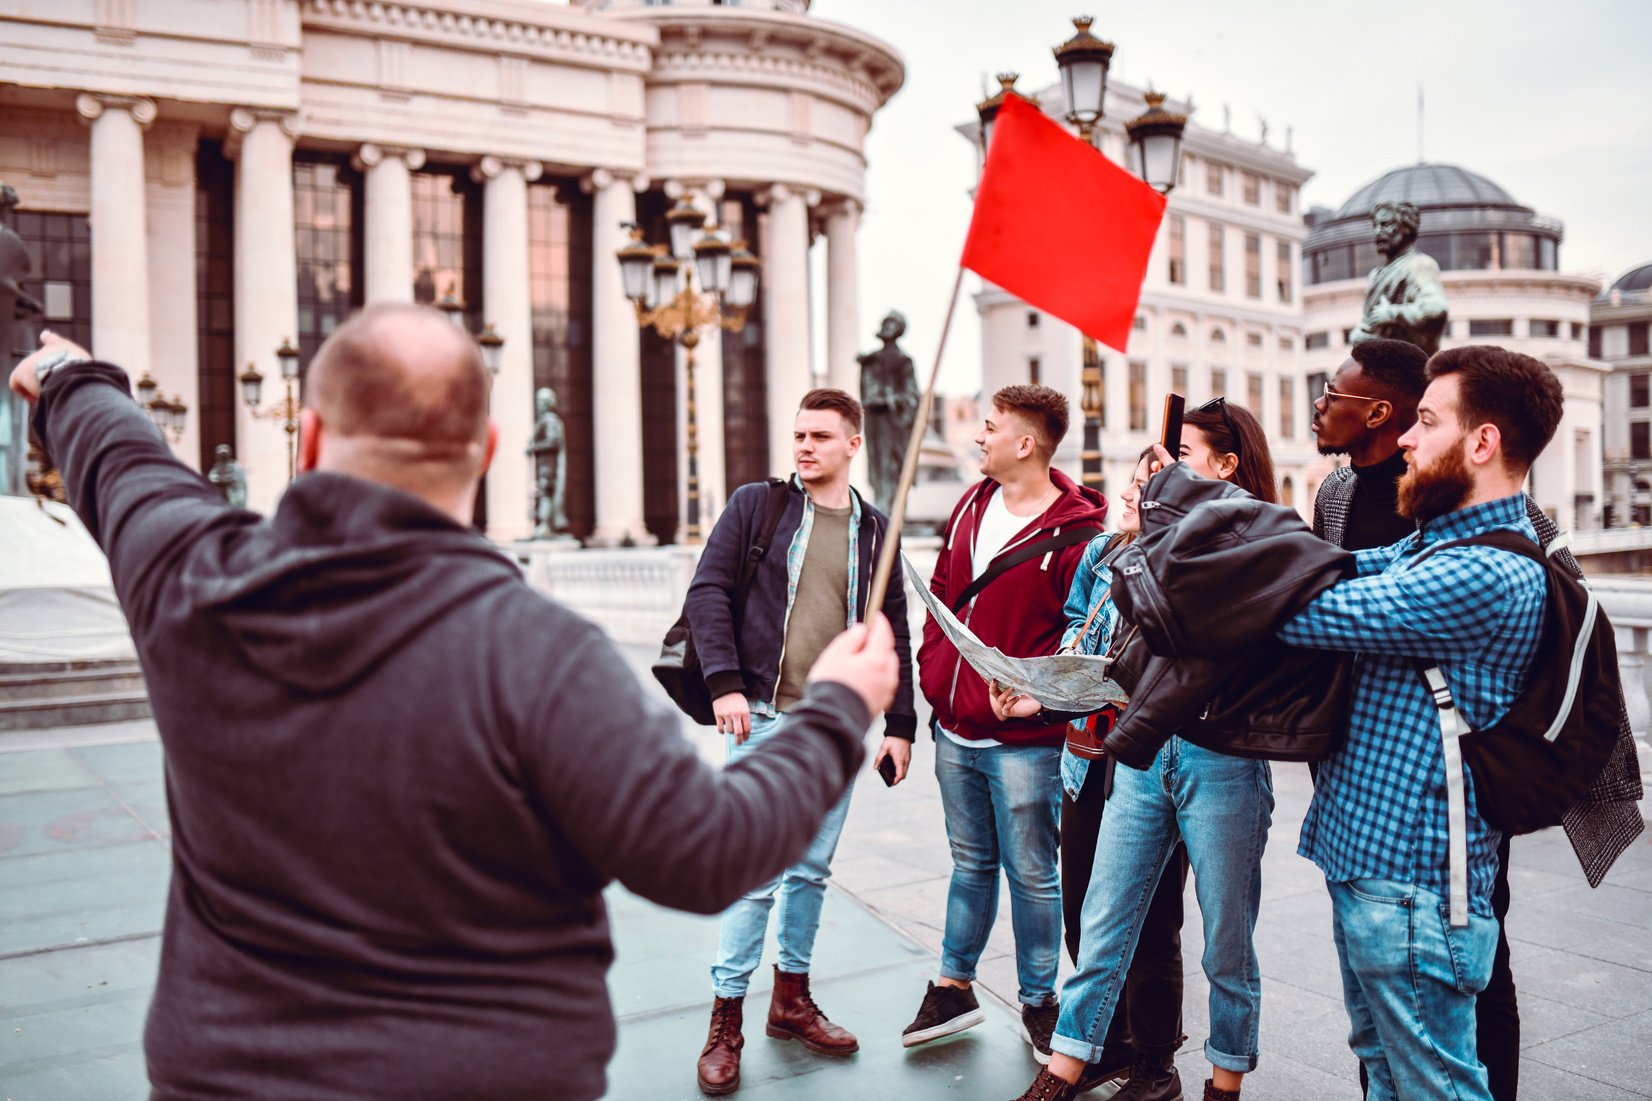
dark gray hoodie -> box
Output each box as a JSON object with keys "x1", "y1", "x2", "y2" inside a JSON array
[{"x1": 33, "y1": 362, "x2": 870, "y2": 1101}]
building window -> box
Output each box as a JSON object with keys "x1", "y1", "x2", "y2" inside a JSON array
[
  {"x1": 1133, "y1": 315, "x2": 1148, "y2": 331},
  {"x1": 1244, "y1": 233, "x2": 1262, "y2": 298},
  {"x1": 1208, "y1": 224, "x2": 1226, "y2": 292},
  {"x1": 1634, "y1": 421, "x2": 1651, "y2": 461},
  {"x1": 1210, "y1": 367, "x2": 1228, "y2": 398},
  {"x1": 1279, "y1": 335, "x2": 1295, "y2": 351},
  {"x1": 1028, "y1": 356, "x2": 1041, "y2": 385},
  {"x1": 13, "y1": 210, "x2": 92, "y2": 353},
  {"x1": 528, "y1": 179, "x2": 595, "y2": 537},
  {"x1": 1589, "y1": 326, "x2": 1602, "y2": 358},
  {"x1": 1027, "y1": 310, "x2": 1041, "y2": 329},
  {"x1": 1307, "y1": 370, "x2": 1329, "y2": 428},
  {"x1": 1210, "y1": 327, "x2": 1227, "y2": 344},
  {"x1": 1632, "y1": 322, "x2": 1651, "y2": 357},
  {"x1": 194, "y1": 142, "x2": 235, "y2": 472},
  {"x1": 1530, "y1": 319, "x2": 1560, "y2": 338},
  {"x1": 294, "y1": 156, "x2": 364, "y2": 381},
  {"x1": 1168, "y1": 214, "x2": 1186, "y2": 285},
  {"x1": 1171, "y1": 364, "x2": 1188, "y2": 396},
  {"x1": 1280, "y1": 475, "x2": 1295, "y2": 507},
  {"x1": 1572, "y1": 322, "x2": 1585, "y2": 341},
  {"x1": 1539, "y1": 238, "x2": 1558, "y2": 269},
  {"x1": 1341, "y1": 327, "x2": 1355, "y2": 344},
  {"x1": 1206, "y1": 162, "x2": 1224, "y2": 197},
  {"x1": 1246, "y1": 331, "x2": 1264, "y2": 347},
  {"x1": 411, "y1": 168, "x2": 484, "y2": 332},
  {"x1": 1279, "y1": 376, "x2": 1295, "y2": 437},
  {"x1": 1468, "y1": 319, "x2": 1514, "y2": 337},
  {"x1": 1246, "y1": 371, "x2": 1264, "y2": 417},
  {"x1": 1631, "y1": 373, "x2": 1649, "y2": 409},
  {"x1": 1276, "y1": 239, "x2": 1293, "y2": 303},
  {"x1": 1305, "y1": 331, "x2": 1330, "y2": 350},
  {"x1": 1503, "y1": 233, "x2": 1537, "y2": 270},
  {"x1": 1276, "y1": 183, "x2": 1293, "y2": 215},
  {"x1": 1170, "y1": 321, "x2": 1189, "y2": 339},
  {"x1": 1242, "y1": 172, "x2": 1260, "y2": 205},
  {"x1": 1128, "y1": 361, "x2": 1147, "y2": 431}
]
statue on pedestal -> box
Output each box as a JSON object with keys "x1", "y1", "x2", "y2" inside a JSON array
[
  {"x1": 1, "y1": 182, "x2": 44, "y2": 497},
  {"x1": 857, "y1": 311, "x2": 919, "y2": 516},
  {"x1": 528, "y1": 386, "x2": 570, "y2": 540},
  {"x1": 207, "y1": 444, "x2": 248, "y2": 509},
  {"x1": 1350, "y1": 200, "x2": 1448, "y2": 356}
]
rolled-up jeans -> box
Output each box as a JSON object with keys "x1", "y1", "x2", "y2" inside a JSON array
[
  {"x1": 1330, "y1": 876, "x2": 1498, "y2": 1101},
  {"x1": 934, "y1": 731, "x2": 1063, "y2": 1006},
  {"x1": 1053, "y1": 737, "x2": 1273, "y2": 1073},
  {"x1": 710, "y1": 711, "x2": 855, "y2": 998}
]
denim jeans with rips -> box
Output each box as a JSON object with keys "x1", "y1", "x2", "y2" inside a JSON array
[{"x1": 709, "y1": 711, "x2": 855, "y2": 999}]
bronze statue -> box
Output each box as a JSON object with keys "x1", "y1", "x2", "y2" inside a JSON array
[
  {"x1": 857, "y1": 311, "x2": 919, "y2": 516},
  {"x1": 527, "y1": 386, "x2": 570, "y2": 539},
  {"x1": 1351, "y1": 200, "x2": 1448, "y2": 356},
  {"x1": 207, "y1": 444, "x2": 248, "y2": 509},
  {"x1": 2, "y1": 183, "x2": 43, "y2": 497}
]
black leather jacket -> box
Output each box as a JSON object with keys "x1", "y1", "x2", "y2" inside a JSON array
[{"x1": 1102, "y1": 463, "x2": 1356, "y2": 769}]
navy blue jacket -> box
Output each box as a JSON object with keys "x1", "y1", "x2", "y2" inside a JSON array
[{"x1": 686, "y1": 478, "x2": 917, "y2": 741}]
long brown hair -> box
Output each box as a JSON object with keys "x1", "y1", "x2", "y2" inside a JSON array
[{"x1": 1183, "y1": 400, "x2": 1278, "y2": 503}]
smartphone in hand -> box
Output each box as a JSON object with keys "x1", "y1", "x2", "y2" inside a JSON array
[
  {"x1": 877, "y1": 754, "x2": 898, "y2": 787},
  {"x1": 1160, "y1": 393, "x2": 1185, "y2": 458}
]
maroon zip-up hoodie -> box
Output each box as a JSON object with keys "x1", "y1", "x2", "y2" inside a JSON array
[{"x1": 917, "y1": 469, "x2": 1108, "y2": 745}]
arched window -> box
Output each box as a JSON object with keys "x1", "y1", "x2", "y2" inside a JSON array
[
  {"x1": 1210, "y1": 327, "x2": 1227, "y2": 344},
  {"x1": 1280, "y1": 475, "x2": 1295, "y2": 507},
  {"x1": 1171, "y1": 321, "x2": 1189, "y2": 339}
]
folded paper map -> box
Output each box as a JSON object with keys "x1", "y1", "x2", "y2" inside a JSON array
[{"x1": 903, "y1": 556, "x2": 1129, "y2": 714}]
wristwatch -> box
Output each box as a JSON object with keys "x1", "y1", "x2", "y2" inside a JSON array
[{"x1": 33, "y1": 345, "x2": 91, "y2": 387}]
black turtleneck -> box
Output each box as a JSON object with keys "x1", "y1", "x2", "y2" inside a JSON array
[{"x1": 1343, "y1": 449, "x2": 1415, "y2": 551}]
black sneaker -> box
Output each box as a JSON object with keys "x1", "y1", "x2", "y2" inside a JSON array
[
  {"x1": 901, "y1": 981, "x2": 985, "y2": 1047},
  {"x1": 1022, "y1": 997, "x2": 1060, "y2": 1064},
  {"x1": 1075, "y1": 1060, "x2": 1130, "y2": 1097},
  {"x1": 1112, "y1": 1059, "x2": 1183, "y2": 1101}
]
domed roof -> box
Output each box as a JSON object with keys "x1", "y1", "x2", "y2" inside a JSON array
[
  {"x1": 1333, "y1": 163, "x2": 1522, "y2": 219},
  {"x1": 1612, "y1": 262, "x2": 1652, "y2": 293}
]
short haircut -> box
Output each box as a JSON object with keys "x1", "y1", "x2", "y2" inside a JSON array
[
  {"x1": 306, "y1": 303, "x2": 489, "y2": 453},
  {"x1": 799, "y1": 387, "x2": 863, "y2": 433},
  {"x1": 1426, "y1": 345, "x2": 1564, "y2": 473},
  {"x1": 1372, "y1": 200, "x2": 1420, "y2": 237},
  {"x1": 992, "y1": 384, "x2": 1069, "y2": 458},
  {"x1": 1183, "y1": 399, "x2": 1278, "y2": 503},
  {"x1": 1349, "y1": 338, "x2": 1428, "y2": 401}
]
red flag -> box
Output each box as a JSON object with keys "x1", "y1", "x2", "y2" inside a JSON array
[{"x1": 961, "y1": 95, "x2": 1167, "y2": 353}]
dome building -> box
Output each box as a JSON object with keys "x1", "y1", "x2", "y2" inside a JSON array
[
  {"x1": 1301, "y1": 162, "x2": 1605, "y2": 532},
  {"x1": 1594, "y1": 262, "x2": 1652, "y2": 526},
  {"x1": 0, "y1": 0, "x2": 904, "y2": 544}
]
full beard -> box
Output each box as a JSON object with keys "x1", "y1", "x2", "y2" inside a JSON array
[{"x1": 1397, "y1": 441, "x2": 1474, "y2": 524}]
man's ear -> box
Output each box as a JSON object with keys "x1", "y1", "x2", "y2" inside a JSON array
[
  {"x1": 847, "y1": 432, "x2": 862, "y2": 458},
  {"x1": 1466, "y1": 423, "x2": 1502, "y2": 469},
  {"x1": 479, "y1": 420, "x2": 499, "y2": 476},
  {"x1": 297, "y1": 407, "x2": 322, "y2": 473},
  {"x1": 1365, "y1": 401, "x2": 1393, "y2": 430},
  {"x1": 1018, "y1": 434, "x2": 1036, "y2": 460}
]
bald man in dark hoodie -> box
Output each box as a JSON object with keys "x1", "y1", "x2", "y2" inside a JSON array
[{"x1": 10, "y1": 305, "x2": 897, "y2": 1101}]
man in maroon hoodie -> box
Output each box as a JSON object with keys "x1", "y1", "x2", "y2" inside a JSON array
[{"x1": 902, "y1": 385, "x2": 1108, "y2": 1063}]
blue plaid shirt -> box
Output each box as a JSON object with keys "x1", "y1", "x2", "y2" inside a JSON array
[{"x1": 1277, "y1": 494, "x2": 1547, "y2": 915}]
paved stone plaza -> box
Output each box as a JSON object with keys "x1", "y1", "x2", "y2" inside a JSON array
[{"x1": 2, "y1": 642, "x2": 1648, "y2": 1099}]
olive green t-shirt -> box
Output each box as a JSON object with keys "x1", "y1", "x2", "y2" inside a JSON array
[{"x1": 774, "y1": 503, "x2": 852, "y2": 712}]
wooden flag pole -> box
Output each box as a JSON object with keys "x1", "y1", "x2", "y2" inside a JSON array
[{"x1": 864, "y1": 265, "x2": 967, "y2": 617}]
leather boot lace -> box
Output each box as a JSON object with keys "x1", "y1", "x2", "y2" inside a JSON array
[{"x1": 708, "y1": 1002, "x2": 739, "y2": 1046}]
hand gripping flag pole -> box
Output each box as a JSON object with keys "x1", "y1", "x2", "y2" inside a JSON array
[{"x1": 863, "y1": 94, "x2": 1168, "y2": 616}]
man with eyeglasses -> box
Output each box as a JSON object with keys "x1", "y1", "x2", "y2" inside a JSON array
[{"x1": 1310, "y1": 339, "x2": 1428, "y2": 552}]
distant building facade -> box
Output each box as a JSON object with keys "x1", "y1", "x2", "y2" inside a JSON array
[{"x1": 1596, "y1": 263, "x2": 1652, "y2": 526}]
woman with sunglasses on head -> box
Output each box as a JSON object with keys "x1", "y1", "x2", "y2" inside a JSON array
[{"x1": 1000, "y1": 401, "x2": 1279, "y2": 1101}]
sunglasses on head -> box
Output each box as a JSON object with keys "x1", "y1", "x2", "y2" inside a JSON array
[{"x1": 1195, "y1": 396, "x2": 1242, "y2": 461}]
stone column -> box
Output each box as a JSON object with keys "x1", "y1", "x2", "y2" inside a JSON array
[
  {"x1": 229, "y1": 108, "x2": 300, "y2": 514},
  {"x1": 76, "y1": 94, "x2": 156, "y2": 380},
  {"x1": 691, "y1": 180, "x2": 727, "y2": 525},
  {"x1": 587, "y1": 169, "x2": 650, "y2": 546},
  {"x1": 474, "y1": 155, "x2": 541, "y2": 543},
  {"x1": 763, "y1": 183, "x2": 813, "y2": 475},
  {"x1": 823, "y1": 198, "x2": 868, "y2": 491},
  {"x1": 145, "y1": 123, "x2": 202, "y2": 466},
  {"x1": 354, "y1": 143, "x2": 424, "y2": 304}
]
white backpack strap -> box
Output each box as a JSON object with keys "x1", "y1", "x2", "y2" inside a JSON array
[{"x1": 1421, "y1": 665, "x2": 1471, "y2": 928}]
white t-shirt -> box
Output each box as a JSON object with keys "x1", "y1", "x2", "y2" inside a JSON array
[{"x1": 939, "y1": 487, "x2": 1042, "y2": 750}]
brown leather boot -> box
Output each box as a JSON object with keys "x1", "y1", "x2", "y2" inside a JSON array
[
  {"x1": 696, "y1": 996, "x2": 743, "y2": 1096},
  {"x1": 764, "y1": 966, "x2": 859, "y2": 1055}
]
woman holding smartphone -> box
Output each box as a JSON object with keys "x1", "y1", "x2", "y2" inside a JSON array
[{"x1": 1000, "y1": 401, "x2": 1279, "y2": 1101}]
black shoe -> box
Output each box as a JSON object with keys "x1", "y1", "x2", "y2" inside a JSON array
[
  {"x1": 902, "y1": 981, "x2": 985, "y2": 1047},
  {"x1": 1113, "y1": 1058, "x2": 1183, "y2": 1101},
  {"x1": 1022, "y1": 997, "x2": 1060, "y2": 1065},
  {"x1": 1075, "y1": 1059, "x2": 1130, "y2": 1097}
]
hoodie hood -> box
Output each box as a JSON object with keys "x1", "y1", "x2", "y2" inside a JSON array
[
  {"x1": 168, "y1": 473, "x2": 520, "y2": 694},
  {"x1": 957, "y1": 467, "x2": 1109, "y2": 543}
]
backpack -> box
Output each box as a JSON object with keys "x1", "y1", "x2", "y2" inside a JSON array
[
  {"x1": 1410, "y1": 529, "x2": 1622, "y2": 924},
  {"x1": 652, "y1": 479, "x2": 790, "y2": 725}
]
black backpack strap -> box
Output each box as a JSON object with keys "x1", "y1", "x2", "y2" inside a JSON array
[
  {"x1": 1406, "y1": 529, "x2": 1547, "y2": 570},
  {"x1": 733, "y1": 478, "x2": 791, "y2": 609},
  {"x1": 950, "y1": 526, "x2": 1100, "y2": 613}
]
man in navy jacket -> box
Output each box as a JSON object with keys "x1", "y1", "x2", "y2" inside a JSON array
[{"x1": 685, "y1": 387, "x2": 914, "y2": 1095}]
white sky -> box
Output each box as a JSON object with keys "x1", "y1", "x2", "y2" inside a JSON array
[{"x1": 811, "y1": 0, "x2": 1652, "y2": 394}]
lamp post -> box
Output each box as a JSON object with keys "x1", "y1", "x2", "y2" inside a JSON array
[
  {"x1": 239, "y1": 338, "x2": 302, "y2": 481},
  {"x1": 615, "y1": 200, "x2": 759, "y2": 544},
  {"x1": 980, "y1": 16, "x2": 1188, "y2": 492},
  {"x1": 134, "y1": 371, "x2": 189, "y2": 443}
]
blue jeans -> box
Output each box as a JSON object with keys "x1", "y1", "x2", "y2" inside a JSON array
[
  {"x1": 1329, "y1": 877, "x2": 1498, "y2": 1101},
  {"x1": 1053, "y1": 737, "x2": 1273, "y2": 1073},
  {"x1": 934, "y1": 731, "x2": 1062, "y2": 1006},
  {"x1": 710, "y1": 712, "x2": 855, "y2": 998}
]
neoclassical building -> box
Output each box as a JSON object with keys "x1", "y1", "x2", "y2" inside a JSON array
[
  {"x1": 0, "y1": 0, "x2": 903, "y2": 543},
  {"x1": 971, "y1": 81, "x2": 1318, "y2": 512},
  {"x1": 1595, "y1": 262, "x2": 1652, "y2": 526},
  {"x1": 1302, "y1": 163, "x2": 1606, "y2": 532}
]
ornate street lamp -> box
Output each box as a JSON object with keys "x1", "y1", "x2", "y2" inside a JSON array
[
  {"x1": 241, "y1": 338, "x2": 304, "y2": 481},
  {"x1": 475, "y1": 323, "x2": 504, "y2": 376},
  {"x1": 134, "y1": 372, "x2": 189, "y2": 443},
  {"x1": 435, "y1": 284, "x2": 467, "y2": 330},
  {"x1": 616, "y1": 202, "x2": 760, "y2": 543},
  {"x1": 975, "y1": 73, "x2": 1035, "y2": 153},
  {"x1": 987, "y1": 17, "x2": 1189, "y2": 492}
]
